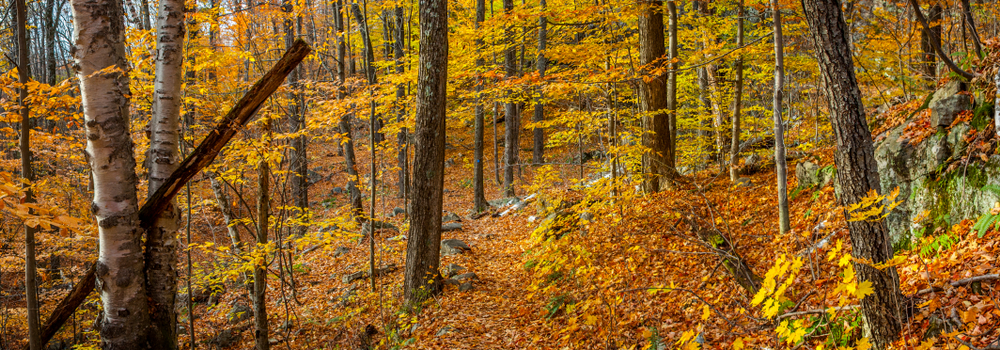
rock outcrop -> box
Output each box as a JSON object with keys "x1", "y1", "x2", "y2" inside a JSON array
[{"x1": 873, "y1": 81, "x2": 997, "y2": 247}]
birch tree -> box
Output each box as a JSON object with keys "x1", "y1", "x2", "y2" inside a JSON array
[
  {"x1": 145, "y1": 0, "x2": 186, "y2": 346},
  {"x1": 71, "y1": 0, "x2": 151, "y2": 346}
]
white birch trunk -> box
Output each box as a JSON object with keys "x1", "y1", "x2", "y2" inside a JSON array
[
  {"x1": 146, "y1": 0, "x2": 185, "y2": 347},
  {"x1": 71, "y1": 0, "x2": 150, "y2": 346}
]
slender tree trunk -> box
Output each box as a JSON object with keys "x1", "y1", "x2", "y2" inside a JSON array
[
  {"x1": 145, "y1": 0, "x2": 186, "y2": 347},
  {"x1": 71, "y1": 0, "x2": 151, "y2": 346},
  {"x1": 404, "y1": 0, "x2": 448, "y2": 304},
  {"x1": 802, "y1": 0, "x2": 904, "y2": 347},
  {"x1": 637, "y1": 0, "x2": 668, "y2": 192},
  {"x1": 43, "y1": 0, "x2": 57, "y2": 86},
  {"x1": 16, "y1": 0, "x2": 40, "y2": 346},
  {"x1": 352, "y1": 3, "x2": 383, "y2": 144},
  {"x1": 473, "y1": 0, "x2": 488, "y2": 213},
  {"x1": 729, "y1": 0, "x2": 744, "y2": 183},
  {"x1": 772, "y1": 0, "x2": 790, "y2": 235},
  {"x1": 139, "y1": 0, "x2": 151, "y2": 30},
  {"x1": 336, "y1": 0, "x2": 365, "y2": 219},
  {"x1": 502, "y1": 0, "x2": 519, "y2": 197},
  {"x1": 959, "y1": 0, "x2": 984, "y2": 58},
  {"x1": 918, "y1": 3, "x2": 941, "y2": 84},
  {"x1": 532, "y1": 0, "x2": 547, "y2": 165},
  {"x1": 284, "y1": 0, "x2": 309, "y2": 238},
  {"x1": 395, "y1": 5, "x2": 409, "y2": 199},
  {"x1": 209, "y1": 175, "x2": 242, "y2": 253},
  {"x1": 908, "y1": 0, "x2": 976, "y2": 80},
  {"x1": 666, "y1": 0, "x2": 677, "y2": 173},
  {"x1": 253, "y1": 124, "x2": 271, "y2": 350}
]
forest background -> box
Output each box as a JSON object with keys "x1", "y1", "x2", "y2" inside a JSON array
[{"x1": 1, "y1": 0, "x2": 1000, "y2": 348}]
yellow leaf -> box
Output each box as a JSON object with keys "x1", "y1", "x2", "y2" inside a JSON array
[
  {"x1": 856, "y1": 337, "x2": 872, "y2": 350},
  {"x1": 584, "y1": 315, "x2": 598, "y2": 326},
  {"x1": 733, "y1": 337, "x2": 745, "y2": 350},
  {"x1": 701, "y1": 304, "x2": 710, "y2": 320},
  {"x1": 855, "y1": 280, "x2": 874, "y2": 299}
]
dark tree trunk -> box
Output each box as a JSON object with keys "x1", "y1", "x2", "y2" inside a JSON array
[
  {"x1": 666, "y1": 1, "x2": 677, "y2": 173},
  {"x1": 802, "y1": 0, "x2": 904, "y2": 347},
  {"x1": 352, "y1": 3, "x2": 384, "y2": 144},
  {"x1": 335, "y1": 0, "x2": 365, "y2": 219},
  {"x1": 959, "y1": 0, "x2": 984, "y2": 58},
  {"x1": 395, "y1": 5, "x2": 409, "y2": 199},
  {"x1": 284, "y1": 0, "x2": 308, "y2": 237},
  {"x1": 637, "y1": 0, "x2": 670, "y2": 192},
  {"x1": 918, "y1": 3, "x2": 941, "y2": 83},
  {"x1": 532, "y1": 0, "x2": 547, "y2": 165},
  {"x1": 253, "y1": 133, "x2": 270, "y2": 350},
  {"x1": 16, "y1": 0, "x2": 40, "y2": 346},
  {"x1": 502, "y1": 0, "x2": 519, "y2": 197},
  {"x1": 473, "y1": 0, "x2": 489, "y2": 213},
  {"x1": 729, "y1": 0, "x2": 744, "y2": 182},
  {"x1": 43, "y1": 0, "x2": 57, "y2": 86},
  {"x1": 404, "y1": 0, "x2": 448, "y2": 304}
]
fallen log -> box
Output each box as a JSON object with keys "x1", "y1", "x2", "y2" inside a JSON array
[{"x1": 31, "y1": 39, "x2": 311, "y2": 350}]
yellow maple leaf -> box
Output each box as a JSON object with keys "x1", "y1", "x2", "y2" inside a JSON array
[
  {"x1": 733, "y1": 337, "x2": 745, "y2": 350},
  {"x1": 855, "y1": 280, "x2": 874, "y2": 299}
]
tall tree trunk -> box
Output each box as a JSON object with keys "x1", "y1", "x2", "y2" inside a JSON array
[
  {"x1": 254, "y1": 125, "x2": 271, "y2": 350},
  {"x1": 139, "y1": 0, "x2": 151, "y2": 30},
  {"x1": 908, "y1": 0, "x2": 976, "y2": 80},
  {"x1": 352, "y1": 3, "x2": 384, "y2": 144},
  {"x1": 145, "y1": 0, "x2": 186, "y2": 347},
  {"x1": 666, "y1": 0, "x2": 677, "y2": 173},
  {"x1": 16, "y1": 0, "x2": 40, "y2": 346},
  {"x1": 802, "y1": 0, "x2": 904, "y2": 347},
  {"x1": 209, "y1": 175, "x2": 242, "y2": 253},
  {"x1": 772, "y1": 0, "x2": 790, "y2": 235},
  {"x1": 404, "y1": 0, "x2": 448, "y2": 304},
  {"x1": 959, "y1": 0, "x2": 984, "y2": 59},
  {"x1": 637, "y1": 0, "x2": 668, "y2": 192},
  {"x1": 473, "y1": 0, "x2": 489, "y2": 213},
  {"x1": 43, "y1": 0, "x2": 57, "y2": 86},
  {"x1": 502, "y1": 0, "x2": 519, "y2": 197},
  {"x1": 336, "y1": 0, "x2": 365, "y2": 219},
  {"x1": 71, "y1": 0, "x2": 151, "y2": 346},
  {"x1": 284, "y1": 0, "x2": 309, "y2": 237},
  {"x1": 918, "y1": 3, "x2": 942, "y2": 84},
  {"x1": 729, "y1": 0, "x2": 744, "y2": 183},
  {"x1": 532, "y1": 0, "x2": 547, "y2": 165},
  {"x1": 395, "y1": 5, "x2": 409, "y2": 199}
]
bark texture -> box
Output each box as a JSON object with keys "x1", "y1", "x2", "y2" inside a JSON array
[
  {"x1": 71, "y1": 0, "x2": 151, "y2": 346},
  {"x1": 473, "y1": 0, "x2": 488, "y2": 213},
  {"x1": 729, "y1": 0, "x2": 744, "y2": 183},
  {"x1": 404, "y1": 0, "x2": 448, "y2": 304},
  {"x1": 532, "y1": 0, "x2": 547, "y2": 165},
  {"x1": 638, "y1": 0, "x2": 668, "y2": 192},
  {"x1": 285, "y1": 0, "x2": 309, "y2": 237},
  {"x1": 802, "y1": 0, "x2": 904, "y2": 347},
  {"x1": 16, "y1": 0, "x2": 40, "y2": 345},
  {"x1": 502, "y1": 0, "x2": 519, "y2": 197},
  {"x1": 772, "y1": 0, "x2": 789, "y2": 234},
  {"x1": 145, "y1": 0, "x2": 186, "y2": 346}
]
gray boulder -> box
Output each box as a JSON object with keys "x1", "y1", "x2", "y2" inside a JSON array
[
  {"x1": 227, "y1": 302, "x2": 252, "y2": 324},
  {"x1": 440, "y1": 239, "x2": 471, "y2": 256},
  {"x1": 795, "y1": 161, "x2": 820, "y2": 189},
  {"x1": 441, "y1": 222, "x2": 463, "y2": 232},
  {"x1": 929, "y1": 81, "x2": 971, "y2": 128},
  {"x1": 459, "y1": 282, "x2": 474, "y2": 292},
  {"x1": 209, "y1": 328, "x2": 239, "y2": 348},
  {"x1": 443, "y1": 263, "x2": 466, "y2": 277},
  {"x1": 443, "y1": 212, "x2": 462, "y2": 222},
  {"x1": 453, "y1": 272, "x2": 478, "y2": 281},
  {"x1": 390, "y1": 207, "x2": 406, "y2": 217}
]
